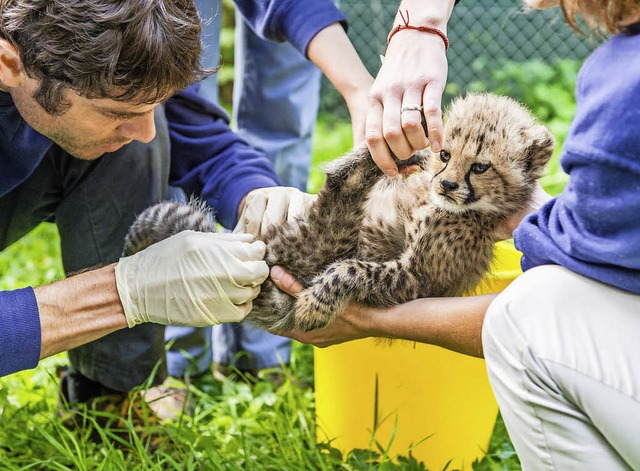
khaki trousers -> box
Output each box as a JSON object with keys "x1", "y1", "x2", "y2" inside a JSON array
[{"x1": 483, "y1": 265, "x2": 640, "y2": 470}]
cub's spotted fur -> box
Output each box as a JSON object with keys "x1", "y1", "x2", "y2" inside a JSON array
[{"x1": 124, "y1": 93, "x2": 554, "y2": 333}]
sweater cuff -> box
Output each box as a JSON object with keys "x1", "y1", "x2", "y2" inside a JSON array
[{"x1": 0, "y1": 287, "x2": 41, "y2": 377}]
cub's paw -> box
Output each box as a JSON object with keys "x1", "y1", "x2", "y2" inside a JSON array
[{"x1": 294, "y1": 289, "x2": 332, "y2": 332}]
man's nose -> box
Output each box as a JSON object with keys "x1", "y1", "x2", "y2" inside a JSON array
[{"x1": 117, "y1": 112, "x2": 157, "y2": 143}]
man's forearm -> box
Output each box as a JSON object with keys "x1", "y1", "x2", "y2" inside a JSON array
[{"x1": 35, "y1": 264, "x2": 127, "y2": 359}]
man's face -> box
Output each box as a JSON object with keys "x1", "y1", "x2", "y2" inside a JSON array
[{"x1": 10, "y1": 74, "x2": 160, "y2": 160}]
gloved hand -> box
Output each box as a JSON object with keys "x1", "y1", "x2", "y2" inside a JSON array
[
  {"x1": 115, "y1": 230, "x2": 269, "y2": 327},
  {"x1": 233, "y1": 187, "x2": 317, "y2": 239}
]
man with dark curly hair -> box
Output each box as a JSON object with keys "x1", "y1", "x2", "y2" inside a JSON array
[
  {"x1": 0, "y1": 0, "x2": 284, "y2": 400},
  {"x1": 0, "y1": 0, "x2": 372, "y2": 421}
]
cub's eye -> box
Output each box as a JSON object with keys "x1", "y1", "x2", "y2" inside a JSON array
[
  {"x1": 439, "y1": 150, "x2": 451, "y2": 163},
  {"x1": 471, "y1": 162, "x2": 491, "y2": 174}
]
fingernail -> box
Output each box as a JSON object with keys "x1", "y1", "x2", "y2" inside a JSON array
[
  {"x1": 385, "y1": 168, "x2": 398, "y2": 177},
  {"x1": 431, "y1": 141, "x2": 441, "y2": 152},
  {"x1": 271, "y1": 266, "x2": 284, "y2": 281}
]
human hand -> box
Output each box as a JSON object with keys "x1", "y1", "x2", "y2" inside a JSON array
[
  {"x1": 234, "y1": 187, "x2": 316, "y2": 239},
  {"x1": 115, "y1": 231, "x2": 269, "y2": 327},
  {"x1": 366, "y1": 29, "x2": 449, "y2": 176},
  {"x1": 343, "y1": 76, "x2": 375, "y2": 146},
  {"x1": 270, "y1": 266, "x2": 372, "y2": 347}
]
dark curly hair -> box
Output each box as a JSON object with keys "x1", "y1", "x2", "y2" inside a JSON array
[{"x1": 0, "y1": 0, "x2": 215, "y2": 114}]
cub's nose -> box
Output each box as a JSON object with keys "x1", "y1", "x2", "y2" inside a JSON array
[{"x1": 440, "y1": 180, "x2": 459, "y2": 192}]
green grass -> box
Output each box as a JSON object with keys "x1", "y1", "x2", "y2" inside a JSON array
[{"x1": 0, "y1": 111, "x2": 580, "y2": 470}]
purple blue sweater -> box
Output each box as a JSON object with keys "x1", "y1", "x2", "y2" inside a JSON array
[
  {"x1": 515, "y1": 26, "x2": 640, "y2": 293},
  {"x1": 0, "y1": 0, "x2": 345, "y2": 377}
]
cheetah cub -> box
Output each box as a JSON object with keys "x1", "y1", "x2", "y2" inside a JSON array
[{"x1": 124, "y1": 93, "x2": 554, "y2": 333}]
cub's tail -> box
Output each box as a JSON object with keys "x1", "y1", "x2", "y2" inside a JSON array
[{"x1": 123, "y1": 199, "x2": 216, "y2": 256}]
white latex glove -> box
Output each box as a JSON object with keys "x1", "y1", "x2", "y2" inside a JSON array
[
  {"x1": 115, "y1": 230, "x2": 269, "y2": 327},
  {"x1": 233, "y1": 187, "x2": 317, "y2": 239}
]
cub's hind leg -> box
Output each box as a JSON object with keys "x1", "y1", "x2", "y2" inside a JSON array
[{"x1": 292, "y1": 258, "x2": 421, "y2": 331}]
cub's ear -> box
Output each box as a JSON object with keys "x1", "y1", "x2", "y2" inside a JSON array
[{"x1": 521, "y1": 125, "x2": 555, "y2": 179}]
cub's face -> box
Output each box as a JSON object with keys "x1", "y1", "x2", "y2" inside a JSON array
[{"x1": 427, "y1": 93, "x2": 555, "y2": 215}]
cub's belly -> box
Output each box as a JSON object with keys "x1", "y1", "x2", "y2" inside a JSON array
[{"x1": 359, "y1": 173, "x2": 428, "y2": 258}]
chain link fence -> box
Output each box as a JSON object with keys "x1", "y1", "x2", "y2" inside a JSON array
[{"x1": 321, "y1": 0, "x2": 597, "y2": 116}]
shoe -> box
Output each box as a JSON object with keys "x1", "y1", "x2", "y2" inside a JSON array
[
  {"x1": 143, "y1": 377, "x2": 194, "y2": 421},
  {"x1": 57, "y1": 366, "x2": 167, "y2": 449}
]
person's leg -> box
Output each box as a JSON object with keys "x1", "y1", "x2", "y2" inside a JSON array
[
  {"x1": 160, "y1": 0, "x2": 222, "y2": 380},
  {"x1": 232, "y1": 14, "x2": 322, "y2": 192},
  {"x1": 483, "y1": 265, "x2": 640, "y2": 470},
  {"x1": 162, "y1": 186, "x2": 213, "y2": 378},
  {"x1": 211, "y1": 15, "x2": 323, "y2": 373},
  {"x1": 193, "y1": 0, "x2": 222, "y2": 104},
  {"x1": 1, "y1": 108, "x2": 171, "y2": 395}
]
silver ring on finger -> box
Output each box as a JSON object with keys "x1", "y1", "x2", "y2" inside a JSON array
[{"x1": 401, "y1": 104, "x2": 423, "y2": 113}]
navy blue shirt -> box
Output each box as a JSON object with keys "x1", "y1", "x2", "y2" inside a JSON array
[{"x1": 515, "y1": 28, "x2": 640, "y2": 293}]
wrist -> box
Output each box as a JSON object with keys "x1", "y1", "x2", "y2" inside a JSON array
[
  {"x1": 237, "y1": 192, "x2": 250, "y2": 220},
  {"x1": 388, "y1": 10, "x2": 450, "y2": 50},
  {"x1": 394, "y1": 0, "x2": 455, "y2": 31}
]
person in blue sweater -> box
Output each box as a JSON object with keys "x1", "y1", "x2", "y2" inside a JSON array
[
  {"x1": 0, "y1": 0, "x2": 371, "y2": 411},
  {"x1": 274, "y1": 0, "x2": 640, "y2": 468}
]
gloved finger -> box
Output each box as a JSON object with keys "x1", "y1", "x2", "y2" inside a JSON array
[
  {"x1": 209, "y1": 232, "x2": 255, "y2": 243},
  {"x1": 229, "y1": 260, "x2": 270, "y2": 287},
  {"x1": 261, "y1": 190, "x2": 292, "y2": 235},
  {"x1": 208, "y1": 302, "x2": 250, "y2": 324},
  {"x1": 236, "y1": 191, "x2": 268, "y2": 237},
  {"x1": 287, "y1": 192, "x2": 316, "y2": 222},
  {"x1": 232, "y1": 212, "x2": 247, "y2": 234},
  {"x1": 223, "y1": 239, "x2": 267, "y2": 262},
  {"x1": 225, "y1": 284, "x2": 262, "y2": 305},
  {"x1": 229, "y1": 301, "x2": 253, "y2": 322}
]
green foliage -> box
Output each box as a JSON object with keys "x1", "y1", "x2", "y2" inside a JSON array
[
  {"x1": 216, "y1": 0, "x2": 237, "y2": 105},
  {"x1": 0, "y1": 223, "x2": 63, "y2": 290},
  {"x1": 308, "y1": 116, "x2": 355, "y2": 193}
]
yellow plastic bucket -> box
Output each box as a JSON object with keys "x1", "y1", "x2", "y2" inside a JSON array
[{"x1": 314, "y1": 240, "x2": 522, "y2": 469}]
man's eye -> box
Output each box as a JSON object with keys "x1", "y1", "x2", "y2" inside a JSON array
[
  {"x1": 439, "y1": 150, "x2": 451, "y2": 162},
  {"x1": 471, "y1": 162, "x2": 491, "y2": 174}
]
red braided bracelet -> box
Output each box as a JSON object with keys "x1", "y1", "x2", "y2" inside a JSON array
[{"x1": 387, "y1": 10, "x2": 449, "y2": 51}]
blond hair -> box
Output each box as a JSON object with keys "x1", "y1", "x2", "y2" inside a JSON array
[{"x1": 560, "y1": 0, "x2": 640, "y2": 33}]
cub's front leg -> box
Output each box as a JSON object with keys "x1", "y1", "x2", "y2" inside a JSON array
[{"x1": 293, "y1": 258, "x2": 420, "y2": 331}]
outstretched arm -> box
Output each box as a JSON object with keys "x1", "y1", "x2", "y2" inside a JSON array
[
  {"x1": 36, "y1": 265, "x2": 127, "y2": 360},
  {"x1": 1, "y1": 231, "x2": 268, "y2": 377},
  {"x1": 270, "y1": 265, "x2": 493, "y2": 358}
]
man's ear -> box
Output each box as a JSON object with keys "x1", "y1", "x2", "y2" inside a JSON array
[{"x1": 0, "y1": 38, "x2": 24, "y2": 88}]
